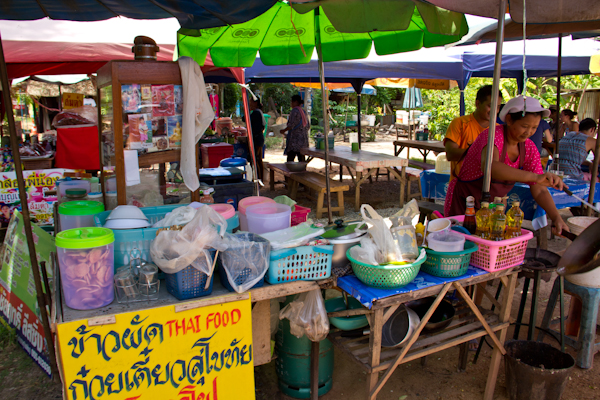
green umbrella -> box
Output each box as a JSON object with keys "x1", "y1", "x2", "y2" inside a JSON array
[{"x1": 178, "y1": 0, "x2": 468, "y2": 222}]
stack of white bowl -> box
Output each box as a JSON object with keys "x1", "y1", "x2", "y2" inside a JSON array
[{"x1": 104, "y1": 205, "x2": 150, "y2": 230}]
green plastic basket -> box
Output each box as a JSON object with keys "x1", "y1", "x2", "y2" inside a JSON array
[
  {"x1": 421, "y1": 241, "x2": 478, "y2": 278},
  {"x1": 346, "y1": 247, "x2": 426, "y2": 289}
]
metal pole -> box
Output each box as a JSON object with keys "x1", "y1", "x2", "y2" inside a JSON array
[
  {"x1": 0, "y1": 31, "x2": 60, "y2": 380},
  {"x1": 357, "y1": 93, "x2": 362, "y2": 149},
  {"x1": 481, "y1": 0, "x2": 507, "y2": 198},
  {"x1": 316, "y1": 9, "x2": 333, "y2": 223},
  {"x1": 310, "y1": 341, "x2": 319, "y2": 400},
  {"x1": 555, "y1": 34, "x2": 563, "y2": 144},
  {"x1": 241, "y1": 86, "x2": 260, "y2": 194}
]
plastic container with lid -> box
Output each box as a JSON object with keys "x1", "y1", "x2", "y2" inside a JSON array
[
  {"x1": 238, "y1": 196, "x2": 276, "y2": 231},
  {"x1": 246, "y1": 203, "x2": 291, "y2": 234},
  {"x1": 106, "y1": 191, "x2": 118, "y2": 210},
  {"x1": 86, "y1": 192, "x2": 103, "y2": 202},
  {"x1": 427, "y1": 230, "x2": 465, "y2": 252},
  {"x1": 58, "y1": 201, "x2": 105, "y2": 231},
  {"x1": 90, "y1": 177, "x2": 100, "y2": 193},
  {"x1": 57, "y1": 178, "x2": 91, "y2": 201},
  {"x1": 208, "y1": 203, "x2": 239, "y2": 233},
  {"x1": 63, "y1": 188, "x2": 87, "y2": 204},
  {"x1": 56, "y1": 227, "x2": 115, "y2": 310}
]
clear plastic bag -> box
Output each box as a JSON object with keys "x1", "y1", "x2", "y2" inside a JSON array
[
  {"x1": 150, "y1": 206, "x2": 227, "y2": 275},
  {"x1": 152, "y1": 206, "x2": 198, "y2": 228},
  {"x1": 279, "y1": 289, "x2": 329, "y2": 342},
  {"x1": 219, "y1": 233, "x2": 271, "y2": 293},
  {"x1": 392, "y1": 198, "x2": 420, "y2": 226},
  {"x1": 361, "y1": 204, "x2": 401, "y2": 264},
  {"x1": 349, "y1": 236, "x2": 380, "y2": 266},
  {"x1": 52, "y1": 105, "x2": 98, "y2": 127}
]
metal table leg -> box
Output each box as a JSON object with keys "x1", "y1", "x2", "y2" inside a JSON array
[
  {"x1": 513, "y1": 277, "x2": 531, "y2": 339},
  {"x1": 559, "y1": 275, "x2": 565, "y2": 352},
  {"x1": 527, "y1": 270, "x2": 542, "y2": 341}
]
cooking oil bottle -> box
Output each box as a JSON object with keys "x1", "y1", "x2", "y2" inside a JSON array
[
  {"x1": 475, "y1": 201, "x2": 492, "y2": 239},
  {"x1": 490, "y1": 205, "x2": 506, "y2": 240},
  {"x1": 505, "y1": 201, "x2": 524, "y2": 239},
  {"x1": 490, "y1": 196, "x2": 502, "y2": 210}
]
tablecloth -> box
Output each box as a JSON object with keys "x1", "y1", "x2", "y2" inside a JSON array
[
  {"x1": 337, "y1": 266, "x2": 488, "y2": 309},
  {"x1": 420, "y1": 170, "x2": 600, "y2": 229}
]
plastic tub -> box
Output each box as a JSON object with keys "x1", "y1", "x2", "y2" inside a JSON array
[
  {"x1": 246, "y1": 203, "x2": 292, "y2": 234},
  {"x1": 325, "y1": 296, "x2": 368, "y2": 331},
  {"x1": 427, "y1": 230, "x2": 465, "y2": 252},
  {"x1": 238, "y1": 196, "x2": 276, "y2": 231},
  {"x1": 208, "y1": 203, "x2": 239, "y2": 233},
  {"x1": 59, "y1": 201, "x2": 105, "y2": 231},
  {"x1": 427, "y1": 218, "x2": 451, "y2": 234},
  {"x1": 56, "y1": 227, "x2": 115, "y2": 310},
  {"x1": 291, "y1": 205, "x2": 311, "y2": 226}
]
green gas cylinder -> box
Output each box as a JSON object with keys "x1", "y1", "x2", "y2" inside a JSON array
[{"x1": 275, "y1": 318, "x2": 334, "y2": 399}]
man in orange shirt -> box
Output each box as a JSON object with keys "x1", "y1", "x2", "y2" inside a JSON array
[{"x1": 444, "y1": 85, "x2": 502, "y2": 181}]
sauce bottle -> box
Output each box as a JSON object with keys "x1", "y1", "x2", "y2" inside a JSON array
[{"x1": 463, "y1": 196, "x2": 477, "y2": 234}]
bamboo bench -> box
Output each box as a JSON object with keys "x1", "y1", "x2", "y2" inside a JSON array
[{"x1": 288, "y1": 172, "x2": 349, "y2": 218}]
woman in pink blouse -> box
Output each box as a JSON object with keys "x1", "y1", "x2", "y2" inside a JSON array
[{"x1": 445, "y1": 96, "x2": 569, "y2": 235}]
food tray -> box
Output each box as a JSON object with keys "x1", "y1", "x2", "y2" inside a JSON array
[
  {"x1": 266, "y1": 245, "x2": 333, "y2": 284},
  {"x1": 347, "y1": 248, "x2": 426, "y2": 289},
  {"x1": 451, "y1": 215, "x2": 533, "y2": 272},
  {"x1": 422, "y1": 241, "x2": 478, "y2": 278}
]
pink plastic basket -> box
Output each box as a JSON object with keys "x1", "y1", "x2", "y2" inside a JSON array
[
  {"x1": 450, "y1": 215, "x2": 533, "y2": 272},
  {"x1": 291, "y1": 205, "x2": 311, "y2": 226}
]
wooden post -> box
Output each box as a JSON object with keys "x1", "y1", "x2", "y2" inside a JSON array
[{"x1": 0, "y1": 31, "x2": 60, "y2": 380}]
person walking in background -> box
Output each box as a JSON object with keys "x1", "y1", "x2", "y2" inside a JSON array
[
  {"x1": 281, "y1": 94, "x2": 309, "y2": 162},
  {"x1": 249, "y1": 97, "x2": 266, "y2": 180}
]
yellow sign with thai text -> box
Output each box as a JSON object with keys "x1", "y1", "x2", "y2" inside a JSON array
[
  {"x1": 62, "y1": 93, "x2": 84, "y2": 109},
  {"x1": 56, "y1": 295, "x2": 255, "y2": 400}
]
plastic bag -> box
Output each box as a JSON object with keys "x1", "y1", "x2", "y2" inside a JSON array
[
  {"x1": 279, "y1": 289, "x2": 329, "y2": 342},
  {"x1": 153, "y1": 206, "x2": 199, "y2": 228},
  {"x1": 392, "y1": 199, "x2": 420, "y2": 226},
  {"x1": 349, "y1": 236, "x2": 380, "y2": 266},
  {"x1": 150, "y1": 206, "x2": 227, "y2": 275},
  {"x1": 219, "y1": 233, "x2": 270, "y2": 293},
  {"x1": 259, "y1": 221, "x2": 324, "y2": 249},
  {"x1": 52, "y1": 105, "x2": 98, "y2": 127},
  {"x1": 273, "y1": 195, "x2": 297, "y2": 209},
  {"x1": 361, "y1": 204, "x2": 401, "y2": 264}
]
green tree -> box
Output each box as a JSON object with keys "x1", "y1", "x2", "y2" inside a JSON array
[{"x1": 222, "y1": 83, "x2": 241, "y2": 116}]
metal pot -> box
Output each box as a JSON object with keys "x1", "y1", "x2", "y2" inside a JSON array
[
  {"x1": 381, "y1": 305, "x2": 421, "y2": 348},
  {"x1": 329, "y1": 234, "x2": 365, "y2": 269}
]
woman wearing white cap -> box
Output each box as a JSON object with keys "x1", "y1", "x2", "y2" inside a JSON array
[{"x1": 445, "y1": 95, "x2": 569, "y2": 235}]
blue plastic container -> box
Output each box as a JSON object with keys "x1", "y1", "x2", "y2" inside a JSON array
[
  {"x1": 165, "y1": 250, "x2": 217, "y2": 300},
  {"x1": 218, "y1": 266, "x2": 265, "y2": 292},
  {"x1": 94, "y1": 204, "x2": 236, "y2": 271}
]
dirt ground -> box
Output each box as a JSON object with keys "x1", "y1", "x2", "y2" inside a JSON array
[{"x1": 1, "y1": 135, "x2": 600, "y2": 400}]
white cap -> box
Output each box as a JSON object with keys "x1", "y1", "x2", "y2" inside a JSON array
[{"x1": 499, "y1": 95, "x2": 551, "y2": 122}]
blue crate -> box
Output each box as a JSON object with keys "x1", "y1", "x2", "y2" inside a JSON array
[
  {"x1": 218, "y1": 266, "x2": 264, "y2": 292},
  {"x1": 94, "y1": 204, "x2": 236, "y2": 271},
  {"x1": 266, "y1": 245, "x2": 333, "y2": 284},
  {"x1": 165, "y1": 250, "x2": 217, "y2": 300}
]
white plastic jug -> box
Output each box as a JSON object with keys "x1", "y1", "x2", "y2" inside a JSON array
[{"x1": 435, "y1": 154, "x2": 451, "y2": 174}]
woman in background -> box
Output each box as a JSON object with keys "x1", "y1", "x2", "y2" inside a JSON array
[
  {"x1": 559, "y1": 109, "x2": 579, "y2": 137},
  {"x1": 281, "y1": 94, "x2": 309, "y2": 162}
]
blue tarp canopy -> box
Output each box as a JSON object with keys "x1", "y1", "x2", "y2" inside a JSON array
[
  {"x1": 0, "y1": 0, "x2": 277, "y2": 30},
  {"x1": 246, "y1": 37, "x2": 600, "y2": 92}
]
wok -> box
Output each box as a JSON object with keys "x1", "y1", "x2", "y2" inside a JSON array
[
  {"x1": 406, "y1": 297, "x2": 455, "y2": 333},
  {"x1": 557, "y1": 218, "x2": 600, "y2": 276}
]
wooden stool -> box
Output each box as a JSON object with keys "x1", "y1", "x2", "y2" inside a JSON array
[
  {"x1": 289, "y1": 172, "x2": 349, "y2": 218},
  {"x1": 405, "y1": 167, "x2": 423, "y2": 202}
]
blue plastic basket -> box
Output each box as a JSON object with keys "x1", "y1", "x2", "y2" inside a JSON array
[
  {"x1": 218, "y1": 266, "x2": 265, "y2": 292},
  {"x1": 266, "y1": 245, "x2": 334, "y2": 284},
  {"x1": 94, "y1": 204, "x2": 236, "y2": 271},
  {"x1": 165, "y1": 250, "x2": 216, "y2": 300},
  {"x1": 217, "y1": 233, "x2": 270, "y2": 292}
]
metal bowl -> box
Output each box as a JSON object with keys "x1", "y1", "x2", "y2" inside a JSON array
[
  {"x1": 381, "y1": 305, "x2": 421, "y2": 348},
  {"x1": 285, "y1": 162, "x2": 307, "y2": 172},
  {"x1": 325, "y1": 296, "x2": 368, "y2": 331},
  {"x1": 406, "y1": 297, "x2": 455, "y2": 333}
]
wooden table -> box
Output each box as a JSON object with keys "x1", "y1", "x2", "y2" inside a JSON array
[
  {"x1": 394, "y1": 140, "x2": 445, "y2": 163},
  {"x1": 300, "y1": 146, "x2": 409, "y2": 211},
  {"x1": 330, "y1": 267, "x2": 519, "y2": 400}
]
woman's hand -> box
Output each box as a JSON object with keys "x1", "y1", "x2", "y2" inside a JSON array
[
  {"x1": 535, "y1": 172, "x2": 568, "y2": 191},
  {"x1": 552, "y1": 215, "x2": 570, "y2": 237}
]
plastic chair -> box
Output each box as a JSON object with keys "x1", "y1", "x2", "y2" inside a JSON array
[{"x1": 539, "y1": 278, "x2": 600, "y2": 369}]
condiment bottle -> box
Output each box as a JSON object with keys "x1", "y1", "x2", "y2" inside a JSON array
[
  {"x1": 490, "y1": 205, "x2": 506, "y2": 241},
  {"x1": 490, "y1": 196, "x2": 503, "y2": 210},
  {"x1": 505, "y1": 201, "x2": 524, "y2": 239},
  {"x1": 475, "y1": 201, "x2": 492, "y2": 239},
  {"x1": 463, "y1": 196, "x2": 477, "y2": 234},
  {"x1": 199, "y1": 187, "x2": 215, "y2": 204}
]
